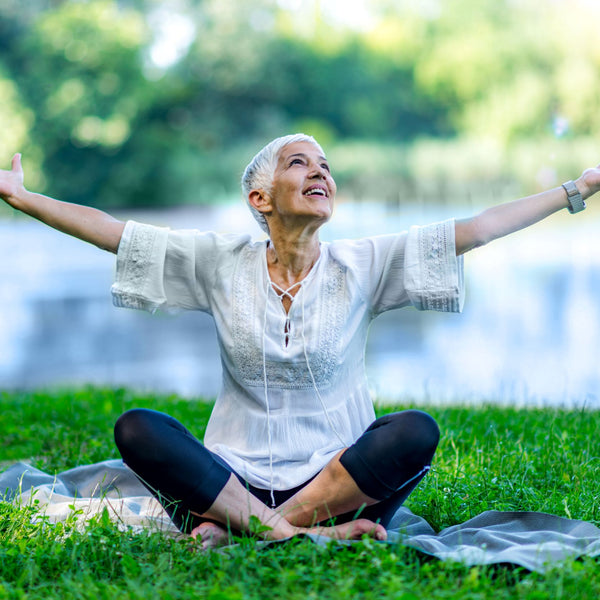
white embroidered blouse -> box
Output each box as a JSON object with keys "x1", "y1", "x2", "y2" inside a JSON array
[{"x1": 112, "y1": 219, "x2": 464, "y2": 491}]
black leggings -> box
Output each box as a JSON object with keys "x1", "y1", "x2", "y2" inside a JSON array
[{"x1": 114, "y1": 408, "x2": 439, "y2": 533}]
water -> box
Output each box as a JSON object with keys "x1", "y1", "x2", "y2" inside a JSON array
[{"x1": 1, "y1": 202, "x2": 599, "y2": 408}]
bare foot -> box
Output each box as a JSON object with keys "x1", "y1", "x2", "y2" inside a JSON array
[
  {"x1": 307, "y1": 518, "x2": 387, "y2": 541},
  {"x1": 190, "y1": 521, "x2": 231, "y2": 549}
]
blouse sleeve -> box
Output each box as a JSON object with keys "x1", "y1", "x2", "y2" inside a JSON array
[
  {"x1": 331, "y1": 218, "x2": 464, "y2": 315},
  {"x1": 402, "y1": 218, "x2": 464, "y2": 314},
  {"x1": 111, "y1": 220, "x2": 250, "y2": 314}
]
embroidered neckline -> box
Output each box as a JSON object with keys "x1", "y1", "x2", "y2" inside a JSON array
[
  {"x1": 264, "y1": 242, "x2": 322, "y2": 315},
  {"x1": 231, "y1": 242, "x2": 345, "y2": 390}
]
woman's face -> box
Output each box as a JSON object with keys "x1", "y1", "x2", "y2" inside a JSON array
[{"x1": 266, "y1": 141, "x2": 337, "y2": 231}]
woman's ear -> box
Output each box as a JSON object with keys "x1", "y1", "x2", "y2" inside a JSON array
[{"x1": 248, "y1": 189, "x2": 272, "y2": 215}]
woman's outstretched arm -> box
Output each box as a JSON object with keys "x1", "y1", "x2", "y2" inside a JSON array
[
  {"x1": 455, "y1": 164, "x2": 600, "y2": 255},
  {"x1": 0, "y1": 153, "x2": 125, "y2": 253}
]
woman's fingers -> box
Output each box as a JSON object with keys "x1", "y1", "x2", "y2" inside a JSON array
[
  {"x1": 11, "y1": 153, "x2": 22, "y2": 173},
  {"x1": 190, "y1": 521, "x2": 231, "y2": 550}
]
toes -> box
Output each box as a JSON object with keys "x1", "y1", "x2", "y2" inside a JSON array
[
  {"x1": 190, "y1": 522, "x2": 231, "y2": 549},
  {"x1": 191, "y1": 522, "x2": 221, "y2": 541},
  {"x1": 374, "y1": 524, "x2": 387, "y2": 541},
  {"x1": 348, "y1": 519, "x2": 387, "y2": 541}
]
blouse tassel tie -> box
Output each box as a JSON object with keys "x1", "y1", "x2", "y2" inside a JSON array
[{"x1": 262, "y1": 278, "x2": 350, "y2": 508}]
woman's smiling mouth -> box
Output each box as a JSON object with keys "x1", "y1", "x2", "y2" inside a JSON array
[{"x1": 303, "y1": 184, "x2": 329, "y2": 197}]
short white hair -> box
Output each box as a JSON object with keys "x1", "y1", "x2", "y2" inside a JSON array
[{"x1": 241, "y1": 133, "x2": 324, "y2": 234}]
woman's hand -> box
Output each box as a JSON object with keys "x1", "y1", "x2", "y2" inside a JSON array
[
  {"x1": 576, "y1": 163, "x2": 600, "y2": 200},
  {"x1": 0, "y1": 153, "x2": 25, "y2": 209}
]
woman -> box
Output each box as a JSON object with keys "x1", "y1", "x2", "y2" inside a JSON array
[{"x1": 1, "y1": 134, "x2": 598, "y2": 548}]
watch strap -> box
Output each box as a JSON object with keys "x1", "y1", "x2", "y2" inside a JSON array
[{"x1": 562, "y1": 180, "x2": 586, "y2": 214}]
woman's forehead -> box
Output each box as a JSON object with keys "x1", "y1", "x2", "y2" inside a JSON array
[{"x1": 277, "y1": 141, "x2": 327, "y2": 163}]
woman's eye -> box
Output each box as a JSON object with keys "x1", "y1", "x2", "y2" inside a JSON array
[
  {"x1": 290, "y1": 159, "x2": 303, "y2": 166},
  {"x1": 321, "y1": 163, "x2": 330, "y2": 172}
]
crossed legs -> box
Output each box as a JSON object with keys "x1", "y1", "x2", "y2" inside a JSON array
[{"x1": 114, "y1": 409, "x2": 439, "y2": 546}]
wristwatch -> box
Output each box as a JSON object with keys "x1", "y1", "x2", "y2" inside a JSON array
[{"x1": 562, "y1": 180, "x2": 586, "y2": 214}]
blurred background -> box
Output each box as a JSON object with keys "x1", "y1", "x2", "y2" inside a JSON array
[{"x1": 0, "y1": 0, "x2": 598, "y2": 407}]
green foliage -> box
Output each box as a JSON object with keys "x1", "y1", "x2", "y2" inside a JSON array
[
  {"x1": 406, "y1": 404, "x2": 600, "y2": 530},
  {"x1": 0, "y1": 387, "x2": 213, "y2": 472},
  {"x1": 8, "y1": 1, "x2": 161, "y2": 207},
  {"x1": 410, "y1": 0, "x2": 600, "y2": 143},
  {"x1": 1, "y1": 388, "x2": 600, "y2": 598},
  {"x1": 0, "y1": 67, "x2": 36, "y2": 180},
  {"x1": 0, "y1": 0, "x2": 599, "y2": 212}
]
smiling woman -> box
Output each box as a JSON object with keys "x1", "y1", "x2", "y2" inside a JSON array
[
  {"x1": 250, "y1": 141, "x2": 336, "y2": 250},
  {"x1": 241, "y1": 133, "x2": 332, "y2": 233},
  {"x1": 0, "y1": 132, "x2": 599, "y2": 549}
]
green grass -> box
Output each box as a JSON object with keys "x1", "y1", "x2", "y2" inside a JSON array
[{"x1": 1, "y1": 388, "x2": 600, "y2": 599}]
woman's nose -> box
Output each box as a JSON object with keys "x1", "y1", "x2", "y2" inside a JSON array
[{"x1": 308, "y1": 163, "x2": 327, "y2": 178}]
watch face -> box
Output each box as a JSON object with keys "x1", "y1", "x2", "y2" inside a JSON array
[{"x1": 563, "y1": 180, "x2": 578, "y2": 197}]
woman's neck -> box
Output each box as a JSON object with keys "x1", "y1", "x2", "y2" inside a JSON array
[{"x1": 266, "y1": 229, "x2": 321, "y2": 290}]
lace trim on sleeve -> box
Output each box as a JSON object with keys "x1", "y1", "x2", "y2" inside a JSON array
[
  {"x1": 111, "y1": 221, "x2": 164, "y2": 313},
  {"x1": 405, "y1": 219, "x2": 465, "y2": 313}
]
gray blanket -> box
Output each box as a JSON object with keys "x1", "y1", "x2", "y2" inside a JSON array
[{"x1": 2, "y1": 460, "x2": 599, "y2": 574}]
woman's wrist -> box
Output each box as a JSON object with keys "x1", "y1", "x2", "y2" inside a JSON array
[
  {"x1": 10, "y1": 188, "x2": 39, "y2": 215},
  {"x1": 575, "y1": 166, "x2": 600, "y2": 201},
  {"x1": 2, "y1": 186, "x2": 27, "y2": 212},
  {"x1": 574, "y1": 176, "x2": 592, "y2": 200}
]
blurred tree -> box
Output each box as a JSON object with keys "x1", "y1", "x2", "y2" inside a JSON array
[
  {"x1": 0, "y1": 0, "x2": 598, "y2": 209},
  {"x1": 413, "y1": 0, "x2": 600, "y2": 144},
  {"x1": 7, "y1": 1, "x2": 162, "y2": 207},
  {"x1": 0, "y1": 66, "x2": 38, "y2": 183}
]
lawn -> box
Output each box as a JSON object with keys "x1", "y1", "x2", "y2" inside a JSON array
[{"x1": 1, "y1": 388, "x2": 599, "y2": 599}]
